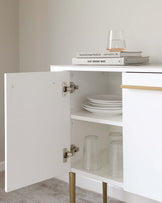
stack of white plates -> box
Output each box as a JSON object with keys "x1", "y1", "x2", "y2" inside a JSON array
[{"x1": 82, "y1": 95, "x2": 122, "y2": 115}]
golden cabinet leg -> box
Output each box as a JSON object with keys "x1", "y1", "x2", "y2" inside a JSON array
[
  {"x1": 69, "y1": 172, "x2": 76, "y2": 203},
  {"x1": 103, "y1": 182, "x2": 107, "y2": 203}
]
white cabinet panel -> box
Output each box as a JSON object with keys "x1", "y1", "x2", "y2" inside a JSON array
[
  {"x1": 5, "y1": 72, "x2": 70, "y2": 192},
  {"x1": 123, "y1": 73, "x2": 162, "y2": 202}
]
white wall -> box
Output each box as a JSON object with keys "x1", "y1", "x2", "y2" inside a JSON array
[
  {"x1": 0, "y1": 0, "x2": 19, "y2": 163},
  {"x1": 48, "y1": 0, "x2": 162, "y2": 65},
  {"x1": 20, "y1": 0, "x2": 162, "y2": 72},
  {"x1": 19, "y1": 0, "x2": 49, "y2": 72},
  {"x1": 19, "y1": 0, "x2": 162, "y2": 203}
]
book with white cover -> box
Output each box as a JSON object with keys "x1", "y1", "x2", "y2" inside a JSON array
[
  {"x1": 72, "y1": 56, "x2": 149, "y2": 65},
  {"x1": 76, "y1": 51, "x2": 142, "y2": 58}
]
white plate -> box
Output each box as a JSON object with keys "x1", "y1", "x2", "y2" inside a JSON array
[
  {"x1": 82, "y1": 102, "x2": 122, "y2": 110},
  {"x1": 87, "y1": 94, "x2": 122, "y2": 104},
  {"x1": 88, "y1": 101, "x2": 122, "y2": 108},
  {"x1": 89, "y1": 100, "x2": 122, "y2": 104},
  {"x1": 82, "y1": 106, "x2": 122, "y2": 115}
]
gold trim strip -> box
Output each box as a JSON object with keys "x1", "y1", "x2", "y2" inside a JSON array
[{"x1": 120, "y1": 85, "x2": 162, "y2": 91}]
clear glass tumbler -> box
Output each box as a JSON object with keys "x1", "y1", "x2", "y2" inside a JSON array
[
  {"x1": 107, "y1": 30, "x2": 126, "y2": 52},
  {"x1": 83, "y1": 135, "x2": 101, "y2": 171},
  {"x1": 108, "y1": 132, "x2": 123, "y2": 178}
]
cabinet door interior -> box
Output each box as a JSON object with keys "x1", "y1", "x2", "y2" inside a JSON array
[
  {"x1": 123, "y1": 73, "x2": 162, "y2": 202},
  {"x1": 5, "y1": 72, "x2": 70, "y2": 192}
]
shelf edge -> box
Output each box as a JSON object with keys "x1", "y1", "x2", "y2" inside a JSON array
[{"x1": 71, "y1": 114, "x2": 123, "y2": 127}]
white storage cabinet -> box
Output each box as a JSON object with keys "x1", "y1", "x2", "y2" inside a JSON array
[{"x1": 4, "y1": 65, "x2": 162, "y2": 203}]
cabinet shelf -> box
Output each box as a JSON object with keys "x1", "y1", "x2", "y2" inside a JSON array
[
  {"x1": 71, "y1": 161, "x2": 123, "y2": 188},
  {"x1": 71, "y1": 110, "x2": 123, "y2": 127}
]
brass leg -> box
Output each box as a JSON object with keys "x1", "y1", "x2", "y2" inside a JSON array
[
  {"x1": 69, "y1": 172, "x2": 76, "y2": 203},
  {"x1": 103, "y1": 182, "x2": 107, "y2": 203}
]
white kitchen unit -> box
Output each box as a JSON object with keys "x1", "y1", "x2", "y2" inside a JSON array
[{"x1": 4, "y1": 65, "x2": 162, "y2": 202}]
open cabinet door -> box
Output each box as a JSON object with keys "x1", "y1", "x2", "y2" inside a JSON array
[{"x1": 5, "y1": 72, "x2": 70, "y2": 192}]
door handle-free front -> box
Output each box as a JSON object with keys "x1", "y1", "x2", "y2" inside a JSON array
[{"x1": 120, "y1": 85, "x2": 162, "y2": 91}]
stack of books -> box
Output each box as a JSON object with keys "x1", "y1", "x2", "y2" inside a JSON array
[{"x1": 72, "y1": 51, "x2": 149, "y2": 65}]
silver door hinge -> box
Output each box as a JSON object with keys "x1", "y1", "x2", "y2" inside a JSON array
[
  {"x1": 63, "y1": 82, "x2": 79, "y2": 95},
  {"x1": 63, "y1": 144, "x2": 79, "y2": 163}
]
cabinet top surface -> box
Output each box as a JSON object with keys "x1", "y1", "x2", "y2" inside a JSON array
[{"x1": 50, "y1": 64, "x2": 162, "y2": 73}]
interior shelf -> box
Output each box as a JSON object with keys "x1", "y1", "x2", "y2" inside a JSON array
[
  {"x1": 71, "y1": 110, "x2": 123, "y2": 127},
  {"x1": 71, "y1": 161, "x2": 123, "y2": 188}
]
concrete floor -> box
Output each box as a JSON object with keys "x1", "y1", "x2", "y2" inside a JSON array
[{"x1": 0, "y1": 172, "x2": 124, "y2": 203}]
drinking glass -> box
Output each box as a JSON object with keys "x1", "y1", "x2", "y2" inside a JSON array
[
  {"x1": 108, "y1": 132, "x2": 123, "y2": 178},
  {"x1": 83, "y1": 135, "x2": 101, "y2": 171},
  {"x1": 107, "y1": 30, "x2": 126, "y2": 52}
]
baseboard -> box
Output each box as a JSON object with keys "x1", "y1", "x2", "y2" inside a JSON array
[{"x1": 0, "y1": 161, "x2": 5, "y2": 172}]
